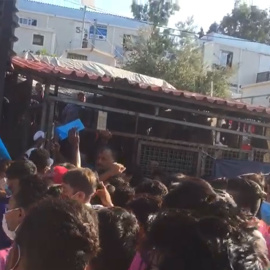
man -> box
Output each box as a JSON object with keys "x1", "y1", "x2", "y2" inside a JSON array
[
  {"x1": 2, "y1": 175, "x2": 48, "y2": 240},
  {"x1": 62, "y1": 92, "x2": 86, "y2": 124},
  {"x1": 6, "y1": 160, "x2": 37, "y2": 195},
  {"x1": 32, "y1": 83, "x2": 44, "y2": 104},
  {"x1": 96, "y1": 147, "x2": 126, "y2": 183},
  {"x1": 62, "y1": 168, "x2": 113, "y2": 208},
  {"x1": 25, "y1": 130, "x2": 46, "y2": 159},
  {"x1": 6, "y1": 198, "x2": 100, "y2": 270},
  {"x1": 1, "y1": 175, "x2": 48, "y2": 269},
  {"x1": 29, "y1": 148, "x2": 53, "y2": 176}
]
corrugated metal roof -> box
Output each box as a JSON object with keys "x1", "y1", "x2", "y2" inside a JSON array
[
  {"x1": 17, "y1": 0, "x2": 148, "y2": 29},
  {"x1": 201, "y1": 33, "x2": 270, "y2": 56},
  {"x1": 11, "y1": 54, "x2": 270, "y2": 117}
]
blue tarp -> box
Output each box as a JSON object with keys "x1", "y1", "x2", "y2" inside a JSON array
[{"x1": 213, "y1": 159, "x2": 270, "y2": 179}]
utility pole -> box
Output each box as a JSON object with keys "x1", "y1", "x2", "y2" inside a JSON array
[
  {"x1": 91, "y1": 19, "x2": 97, "y2": 51},
  {"x1": 80, "y1": 5, "x2": 87, "y2": 46}
]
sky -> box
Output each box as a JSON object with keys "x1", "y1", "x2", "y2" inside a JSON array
[
  {"x1": 92, "y1": 0, "x2": 270, "y2": 30},
  {"x1": 48, "y1": 0, "x2": 270, "y2": 31}
]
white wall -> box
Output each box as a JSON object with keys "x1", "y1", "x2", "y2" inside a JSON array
[
  {"x1": 241, "y1": 81, "x2": 270, "y2": 107},
  {"x1": 15, "y1": 10, "x2": 142, "y2": 59}
]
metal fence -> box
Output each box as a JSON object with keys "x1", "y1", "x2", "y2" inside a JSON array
[{"x1": 136, "y1": 138, "x2": 270, "y2": 178}]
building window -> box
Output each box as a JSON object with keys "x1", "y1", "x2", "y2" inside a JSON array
[
  {"x1": 89, "y1": 24, "x2": 107, "y2": 41},
  {"x1": 220, "y1": 51, "x2": 233, "y2": 67},
  {"x1": 67, "y1": 53, "x2": 87, "y2": 61},
  {"x1": 19, "y1": 17, "x2": 37, "y2": 26},
  {"x1": 32, "y1": 34, "x2": 44, "y2": 46}
]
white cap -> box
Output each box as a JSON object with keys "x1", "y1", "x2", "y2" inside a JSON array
[{"x1": 33, "y1": 131, "x2": 45, "y2": 141}]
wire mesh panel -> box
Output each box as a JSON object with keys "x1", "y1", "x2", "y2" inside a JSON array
[{"x1": 137, "y1": 141, "x2": 199, "y2": 177}]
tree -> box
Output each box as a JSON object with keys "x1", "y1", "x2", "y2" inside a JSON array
[
  {"x1": 218, "y1": 4, "x2": 270, "y2": 43},
  {"x1": 127, "y1": 0, "x2": 231, "y2": 98},
  {"x1": 131, "y1": 0, "x2": 179, "y2": 27},
  {"x1": 207, "y1": 22, "x2": 219, "y2": 34},
  {"x1": 125, "y1": 26, "x2": 231, "y2": 98}
]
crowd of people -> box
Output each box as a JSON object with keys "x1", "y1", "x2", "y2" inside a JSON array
[{"x1": 0, "y1": 87, "x2": 270, "y2": 269}]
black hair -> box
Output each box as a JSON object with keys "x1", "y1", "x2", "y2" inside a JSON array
[
  {"x1": 111, "y1": 185, "x2": 135, "y2": 208},
  {"x1": 14, "y1": 175, "x2": 49, "y2": 210},
  {"x1": 135, "y1": 180, "x2": 168, "y2": 197},
  {"x1": 239, "y1": 173, "x2": 265, "y2": 190},
  {"x1": 108, "y1": 176, "x2": 127, "y2": 188},
  {"x1": 146, "y1": 209, "x2": 268, "y2": 270},
  {"x1": 163, "y1": 179, "x2": 217, "y2": 210},
  {"x1": 63, "y1": 168, "x2": 97, "y2": 198},
  {"x1": 29, "y1": 149, "x2": 50, "y2": 173},
  {"x1": 94, "y1": 207, "x2": 139, "y2": 270},
  {"x1": 210, "y1": 177, "x2": 265, "y2": 216},
  {"x1": 126, "y1": 194, "x2": 162, "y2": 229},
  {"x1": 15, "y1": 198, "x2": 100, "y2": 270},
  {"x1": 6, "y1": 160, "x2": 37, "y2": 179}
]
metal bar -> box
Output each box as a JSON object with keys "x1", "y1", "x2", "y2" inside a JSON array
[
  {"x1": 50, "y1": 96, "x2": 136, "y2": 116},
  {"x1": 57, "y1": 80, "x2": 270, "y2": 128},
  {"x1": 40, "y1": 84, "x2": 50, "y2": 131},
  {"x1": 136, "y1": 140, "x2": 142, "y2": 165},
  {"x1": 47, "y1": 100, "x2": 55, "y2": 143},
  {"x1": 140, "y1": 141, "x2": 199, "y2": 152},
  {"x1": 196, "y1": 150, "x2": 203, "y2": 177},
  {"x1": 85, "y1": 128, "x2": 270, "y2": 155},
  {"x1": 235, "y1": 94, "x2": 270, "y2": 100},
  {"x1": 50, "y1": 95, "x2": 270, "y2": 142},
  {"x1": 139, "y1": 113, "x2": 270, "y2": 141},
  {"x1": 134, "y1": 113, "x2": 139, "y2": 134}
]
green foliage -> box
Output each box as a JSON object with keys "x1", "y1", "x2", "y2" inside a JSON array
[
  {"x1": 209, "y1": 4, "x2": 270, "y2": 43},
  {"x1": 131, "y1": 0, "x2": 179, "y2": 27},
  {"x1": 128, "y1": 1, "x2": 231, "y2": 98},
  {"x1": 124, "y1": 28, "x2": 231, "y2": 98}
]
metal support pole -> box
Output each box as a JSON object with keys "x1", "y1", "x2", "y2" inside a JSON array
[
  {"x1": 91, "y1": 19, "x2": 97, "y2": 51},
  {"x1": 81, "y1": 6, "x2": 87, "y2": 46},
  {"x1": 46, "y1": 100, "x2": 55, "y2": 149},
  {"x1": 40, "y1": 84, "x2": 50, "y2": 131}
]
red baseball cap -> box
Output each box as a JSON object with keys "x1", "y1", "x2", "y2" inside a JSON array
[{"x1": 53, "y1": 166, "x2": 68, "y2": 184}]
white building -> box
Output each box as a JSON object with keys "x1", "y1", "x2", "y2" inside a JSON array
[
  {"x1": 200, "y1": 33, "x2": 270, "y2": 97},
  {"x1": 15, "y1": 0, "x2": 148, "y2": 65},
  {"x1": 241, "y1": 81, "x2": 270, "y2": 107}
]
